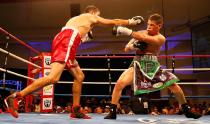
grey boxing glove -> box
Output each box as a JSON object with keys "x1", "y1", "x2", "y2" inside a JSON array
[
  {"x1": 128, "y1": 16, "x2": 144, "y2": 25},
  {"x1": 112, "y1": 26, "x2": 133, "y2": 36}
]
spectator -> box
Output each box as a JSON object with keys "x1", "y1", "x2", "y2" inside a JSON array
[
  {"x1": 65, "y1": 105, "x2": 72, "y2": 113},
  {"x1": 168, "y1": 106, "x2": 175, "y2": 115},
  {"x1": 206, "y1": 104, "x2": 210, "y2": 115},
  {"x1": 95, "y1": 106, "x2": 103, "y2": 114},
  {"x1": 56, "y1": 106, "x2": 64, "y2": 113},
  {"x1": 121, "y1": 104, "x2": 134, "y2": 115},
  {"x1": 103, "y1": 106, "x2": 110, "y2": 114},
  {"x1": 201, "y1": 101, "x2": 207, "y2": 115},
  {"x1": 0, "y1": 95, "x2": 4, "y2": 113},
  {"x1": 83, "y1": 106, "x2": 90, "y2": 114},
  {"x1": 162, "y1": 106, "x2": 169, "y2": 115},
  {"x1": 150, "y1": 106, "x2": 160, "y2": 115},
  {"x1": 34, "y1": 103, "x2": 40, "y2": 113}
]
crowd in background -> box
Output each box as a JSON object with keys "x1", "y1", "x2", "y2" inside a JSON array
[{"x1": 1, "y1": 95, "x2": 210, "y2": 116}]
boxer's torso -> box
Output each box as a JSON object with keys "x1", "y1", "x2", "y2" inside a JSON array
[
  {"x1": 136, "y1": 30, "x2": 165, "y2": 55},
  {"x1": 65, "y1": 13, "x2": 96, "y2": 40}
]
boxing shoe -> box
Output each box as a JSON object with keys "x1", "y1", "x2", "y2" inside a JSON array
[
  {"x1": 104, "y1": 104, "x2": 117, "y2": 119},
  {"x1": 4, "y1": 92, "x2": 21, "y2": 118},
  {"x1": 70, "y1": 105, "x2": 91, "y2": 119},
  {"x1": 181, "y1": 103, "x2": 202, "y2": 119}
]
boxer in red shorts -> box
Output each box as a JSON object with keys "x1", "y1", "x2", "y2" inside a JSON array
[
  {"x1": 51, "y1": 27, "x2": 81, "y2": 69},
  {"x1": 4, "y1": 5, "x2": 144, "y2": 119}
]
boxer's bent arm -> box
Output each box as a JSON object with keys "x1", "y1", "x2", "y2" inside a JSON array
[
  {"x1": 126, "y1": 31, "x2": 142, "y2": 46},
  {"x1": 124, "y1": 38, "x2": 138, "y2": 52},
  {"x1": 96, "y1": 16, "x2": 129, "y2": 26},
  {"x1": 131, "y1": 32, "x2": 165, "y2": 45}
]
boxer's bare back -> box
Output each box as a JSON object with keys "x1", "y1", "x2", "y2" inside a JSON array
[{"x1": 65, "y1": 13, "x2": 99, "y2": 38}]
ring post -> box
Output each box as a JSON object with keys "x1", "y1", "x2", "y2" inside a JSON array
[{"x1": 40, "y1": 52, "x2": 54, "y2": 112}]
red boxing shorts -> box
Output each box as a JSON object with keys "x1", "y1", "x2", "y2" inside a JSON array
[{"x1": 51, "y1": 27, "x2": 81, "y2": 68}]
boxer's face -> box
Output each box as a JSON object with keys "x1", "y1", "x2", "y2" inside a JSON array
[
  {"x1": 95, "y1": 11, "x2": 100, "y2": 16},
  {"x1": 90, "y1": 11, "x2": 100, "y2": 16},
  {"x1": 147, "y1": 20, "x2": 162, "y2": 35}
]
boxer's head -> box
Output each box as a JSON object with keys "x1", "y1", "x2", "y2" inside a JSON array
[
  {"x1": 84, "y1": 5, "x2": 100, "y2": 16},
  {"x1": 147, "y1": 14, "x2": 163, "y2": 35}
]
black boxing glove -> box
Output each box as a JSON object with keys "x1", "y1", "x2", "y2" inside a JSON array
[
  {"x1": 81, "y1": 30, "x2": 93, "y2": 42},
  {"x1": 133, "y1": 41, "x2": 148, "y2": 51},
  {"x1": 87, "y1": 31, "x2": 93, "y2": 39}
]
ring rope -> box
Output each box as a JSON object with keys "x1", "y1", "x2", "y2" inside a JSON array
[
  {"x1": 58, "y1": 81, "x2": 112, "y2": 84},
  {"x1": 58, "y1": 81, "x2": 210, "y2": 85},
  {"x1": 1, "y1": 66, "x2": 210, "y2": 84},
  {"x1": 0, "y1": 48, "x2": 41, "y2": 68},
  {"x1": 1, "y1": 66, "x2": 210, "y2": 94},
  {"x1": 162, "y1": 95, "x2": 210, "y2": 99},
  {"x1": 76, "y1": 55, "x2": 210, "y2": 59},
  {"x1": 0, "y1": 45, "x2": 210, "y2": 86},
  {"x1": 0, "y1": 27, "x2": 40, "y2": 54},
  {"x1": 3, "y1": 48, "x2": 210, "y2": 72},
  {"x1": 80, "y1": 68, "x2": 210, "y2": 71},
  {"x1": 1, "y1": 46, "x2": 210, "y2": 71},
  {"x1": 164, "y1": 68, "x2": 210, "y2": 71},
  {"x1": 0, "y1": 67, "x2": 35, "y2": 81},
  {"x1": 53, "y1": 94, "x2": 210, "y2": 99},
  {"x1": 177, "y1": 82, "x2": 210, "y2": 84}
]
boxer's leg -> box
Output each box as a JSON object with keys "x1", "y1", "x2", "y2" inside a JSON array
[
  {"x1": 67, "y1": 63, "x2": 91, "y2": 119},
  {"x1": 21, "y1": 62, "x2": 65, "y2": 96},
  {"x1": 68, "y1": 65, "x2": 84, "y2": 106},
  {"x1": 104, "y1": 67, "x2": 134, "y2": 119},
  {"x1": 112, "y1": 67, "x2": 134, "y2": 104},
  {"x1": 168, "y1": 83, "x2": 186, "y2": 104},
  {"x1": 168, "y1": 83, "x2": 201, "y2": 119},
  {"x1": 4, "y1": 62, "x2": 65, "y2": 118}
]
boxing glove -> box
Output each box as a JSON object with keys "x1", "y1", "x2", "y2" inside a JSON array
[
  {"x1": 128, "y1": 16, "x2": 144, "y2": 25},
  {"x1": 133, "y1": 40, "x2": 148, "y2": 51},
  {"x1": 81, "y1": 30, "x2": 93, "y2": 42},
  {"x1": 112, "y1": 26, "x2": 133, "y2": 36}
]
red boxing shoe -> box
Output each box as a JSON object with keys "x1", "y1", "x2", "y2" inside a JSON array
[{"x1": 4, "y1": 92, "x2": 21, "y2": 118}]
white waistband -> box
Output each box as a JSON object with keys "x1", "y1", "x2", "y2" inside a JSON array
[{"x1": 61, "y1": 27, "x2": 79, "y2": 33}]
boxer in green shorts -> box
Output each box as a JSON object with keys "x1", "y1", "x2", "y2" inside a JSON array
[{"x1": 105, "y1": 13, "x2": 201, "y2": 120}]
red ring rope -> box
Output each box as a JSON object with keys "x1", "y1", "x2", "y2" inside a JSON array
[
  {"x1": 76, "y1": 54, "x2": 210, "y2": 59},
  {"x1": 0, "y1": 27, "x2": 40, "y2": 54}
]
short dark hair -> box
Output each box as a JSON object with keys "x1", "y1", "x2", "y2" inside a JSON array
[
  {"x1": 149, "y1": 13, "x2": 163, "y2": 25},
  {"x1": 84, "y1": 5, "x2": 100, "y2": 13}
]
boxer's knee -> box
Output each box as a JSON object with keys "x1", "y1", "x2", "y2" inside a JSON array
[
  {"x1": 168, "y1": 83, "x2": 182, "y2": 93},
  {"x1": 46, "y1": 75, "x2": 59, "y2": 84},
  {"x1": 74, "y1": 72, "x2": 85, "y2": 83}
]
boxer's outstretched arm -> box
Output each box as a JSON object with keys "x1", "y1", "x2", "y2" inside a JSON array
[
  {"x1": 95, "y1": 15, "x2": 144, "y2": 26},
  {"x1": 96, "y1": 16, "x2": 129, "y2": 26}
]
